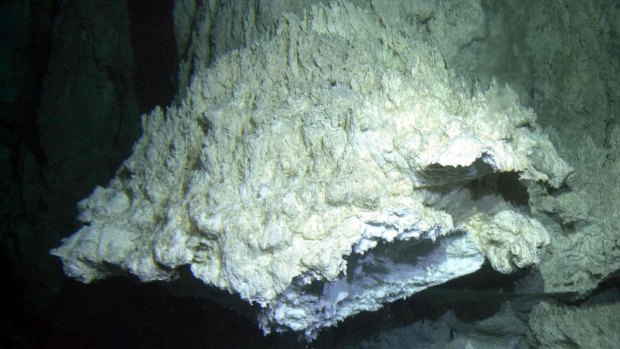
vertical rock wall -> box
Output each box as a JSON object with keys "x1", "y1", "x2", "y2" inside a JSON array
[
  {"x1": 3, "y1": 0, "x2": 140, "y2": 317},
  {"x1": 0, "y1": 0, "x2": 60, "y2": 318}
]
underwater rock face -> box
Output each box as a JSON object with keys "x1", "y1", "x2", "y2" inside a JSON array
[{"x1": 51, "y1": 2, "x2": 571, "y2": 338}]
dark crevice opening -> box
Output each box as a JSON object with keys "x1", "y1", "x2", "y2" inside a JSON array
[
  {"x1": 308, "y1": 263, "x2": 533, "y2": 347},
  {"x1": 466, "y1": 171, "x2": 530, "y2": 207}
]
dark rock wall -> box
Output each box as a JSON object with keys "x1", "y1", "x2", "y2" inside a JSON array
[
  {"x1": 1, "y1": 0, "x2": 63, "y2": 316},
  {"x1": 1, "y1": 2, "x2": 60, "y2": 344},
  {"x1": 128, "y1": 0, "x2": 178, "y2": 112},
  {"x1": 1, "y1": 0, "x2": 175, "y2": 344},
  {"x1": 173, "y1": 0, "x2": 318, "y2": 99}
]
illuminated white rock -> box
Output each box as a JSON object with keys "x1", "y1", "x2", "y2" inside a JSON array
[
  {"x1": 260, "y1": 228, "x2": 485, "y2": 339},
  {"x1": 51, "y1": 2, "x2": 571, "y2": 339}
]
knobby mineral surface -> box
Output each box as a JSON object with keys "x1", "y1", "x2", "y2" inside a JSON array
[{"x1": 52, "y1": 2, "x2": 571, "y2": 339}]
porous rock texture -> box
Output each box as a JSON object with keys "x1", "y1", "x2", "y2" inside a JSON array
[
  {"x1": 52, "y1": 1, "x2": 572, "y2": 338},
  {"x1": 527, "y1": 300, "x2": 620, "y2": 349},
  {"x1": 342, "y1": 302, "x2": 530, "y2": 349}
]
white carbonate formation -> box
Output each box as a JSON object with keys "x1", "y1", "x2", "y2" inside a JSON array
[{"x1": 52, "y1": 2, "x2": 571, "y2": 339}]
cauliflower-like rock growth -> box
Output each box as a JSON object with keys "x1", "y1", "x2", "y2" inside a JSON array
[
  {"x1": 51, "y1": 1, "x2": 571, "y2": 339},
  {"x1": 464, "y1": 210, "x2": 550, "y2": 274}
]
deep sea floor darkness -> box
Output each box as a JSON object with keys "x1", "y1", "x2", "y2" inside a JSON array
[
  {"x1": 5, "y1": 276, "x2": 282, "y2": 348},
  {"x1": 3, "y1": 258, "x2": 549, "y2": 348}
]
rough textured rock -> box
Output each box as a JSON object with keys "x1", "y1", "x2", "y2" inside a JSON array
[
  {"x1": 464, "y1": 210, "x2": 550, "y2": 274},
  {"x1": 527, "y1": 300, "x2": 620, "y2": 349},
  {"x1": 480, "y1": 0, "x2": 620, "y2": 296},
  {"x1": 172, "y1": 0, "x2": 317, "y2": 100},
  {"x1": 344, "y1": 303, "x2": 529, "y2": 349},
  {"x1": 52, "y1": 1, "x2": 571, "y2": 338},
  {"x1": 352, "y1": 0, "x2": 620, "y2": 300}
]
